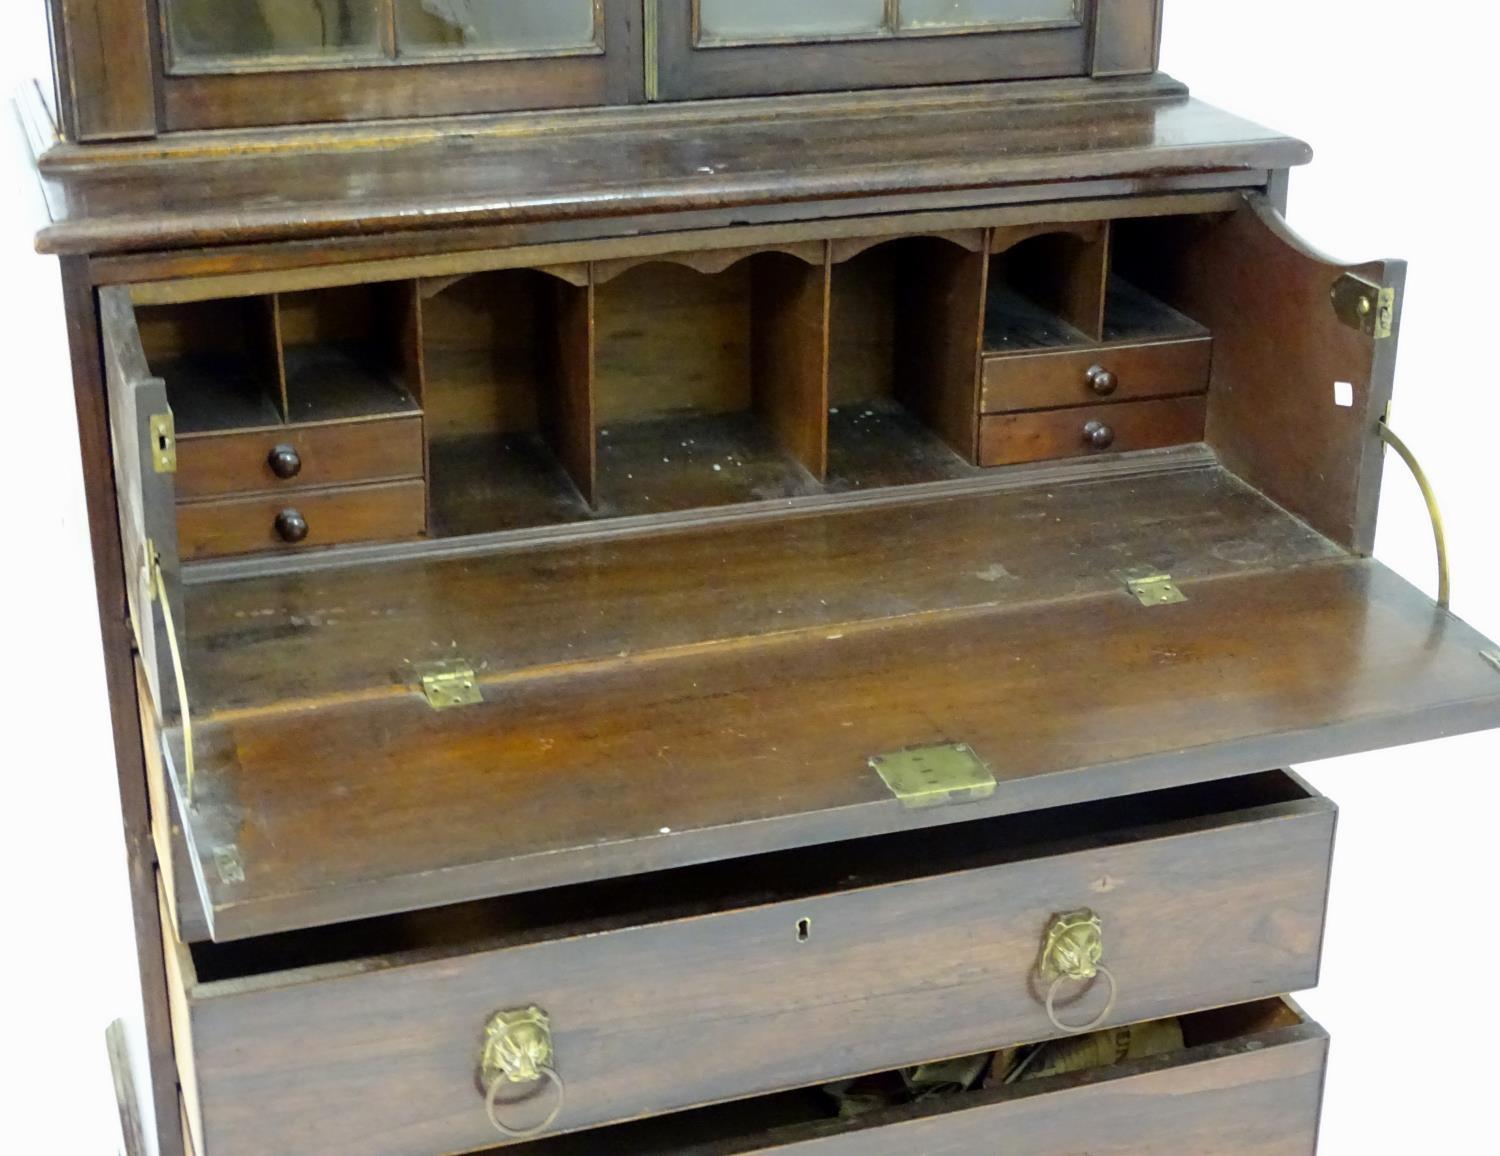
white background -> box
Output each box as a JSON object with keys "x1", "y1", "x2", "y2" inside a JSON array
[{"x1": 1, "y1": 3, "x2": 1496, "y2": 1152}]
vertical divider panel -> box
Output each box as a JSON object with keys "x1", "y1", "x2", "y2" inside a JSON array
[
  {"x1": 389, "y1": 281, "x2": 431, "y2": 534},
  {"x1": 751, "y1": 246, "x2": 832, "y2": 481},
  {"x1": 266, "y1": 295, "x2": 289, "y2": 422},
  {"x1": 544, "y1": 270, "x2": 599, "y2": 507},
  {"x1": 895, "y1": 232, "x2": 990, "y2": 463}
]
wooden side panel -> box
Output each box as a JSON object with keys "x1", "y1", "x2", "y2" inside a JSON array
[
  {"x1": 896, "y1": 240, "x2": 987, "y2": 461},
  {"x1": 180, "y1": 801, "x2": 1334, "y2": 1155},
  {"x1": 101, "y1": 286, "x2": 178, "y2": 719},
  {"x1": 1092, "y1": 0, "x2": 1164, "y2": 78},
  {"x1": 541, "y1": 277, "x2": 598, "y2": 504},
  {"x1": 753, "y1": 251, "x2": 831, "y2": 478},
  {"x1": 56, "y1": 0, "x2": 157, "y2": 140},
  {"x1": 1118, "y1": 197, "x2": 1402, "y2": 553}
]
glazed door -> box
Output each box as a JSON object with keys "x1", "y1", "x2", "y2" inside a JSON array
[
  {"x1": 157, "y1": 0, "x2": 645, "y2": 130},
  {"x1": 652, "y1": 0, "x2": 1094, "y2": 100},
  {"x1": 101, "y1": 287, "x2": 182, "y2": 721}
]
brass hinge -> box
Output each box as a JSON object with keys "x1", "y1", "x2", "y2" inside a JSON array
[
  {"x1": 1124, "y1": 573, "x2": 1187, "y2": 607},
  {"x1": 149, "y1": 411, "x2": 177, "y2": 473},
  {"x1": 1331, "y1": 273, "x2": 1396, "y2": 340},
  {"x1": 870, "y1": 743, "x2": 997, "y2": 810},
  {"x1": 417, "y1": 659, "x2": 483, "y2": 710}
]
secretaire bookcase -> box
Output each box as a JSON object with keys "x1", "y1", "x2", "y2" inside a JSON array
[{"x1": 20, "y1": 2, "x2": 1500, "y2": 1153}]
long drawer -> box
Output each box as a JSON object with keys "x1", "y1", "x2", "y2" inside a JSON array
[
  {"x1": 164, "y1": 771, "x2": 1335, "y2": 1155},
  {"x1": 495, "y1": 999, "x2": 1328, "y2": 1155}
]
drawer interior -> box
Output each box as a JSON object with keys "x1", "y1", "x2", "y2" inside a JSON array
[
  {"x1": 490, "y1": 999, "x2": 1323, "y2": 1155},
  {"x1": 182, "y1": 770, "x2": 1316, "y2": 976}
]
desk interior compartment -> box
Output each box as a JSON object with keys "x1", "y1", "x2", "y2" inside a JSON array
[
  {"x1": 420, "y1": 268, "x2": 595, "y2": 536},
  {"x1": 825, "y1": 234, "x2": 988, "y2": 486},
  {"x1": 592, "y1": 250, "x2": 829, "y2": 514}
]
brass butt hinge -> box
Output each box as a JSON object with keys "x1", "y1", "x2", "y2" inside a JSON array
[
  {"x1": 417, "y1": 659, "x2": 483, "y2": 710},
  {"x1": 149, "y1": 411, "x2": 177, "y2": 473},
  {"x1": 1331, "y1": 273, "x2": 1397, "y2": 340},
  {"x1": 1123, "y1": 573, "x2": 1186, "y2": 607},
  {"x1": 870, "y1": 743, "x2": 997, "y2": 810}
]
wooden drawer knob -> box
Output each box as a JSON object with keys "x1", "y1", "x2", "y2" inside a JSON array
[
  {"x1": 1083, "y1": 420, "x2": 1116, "y2": 450},
  {"x1": 268, "y1": 444, "x2": 303, "y2": 480},
  {"x1": 1085, "y1": 365, "x2": 1118, "y2": 396},
  {"x1": 275, "y1": 508, "x2": 309, "y2": 544}
]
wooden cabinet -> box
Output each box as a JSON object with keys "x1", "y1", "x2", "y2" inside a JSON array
[{"x1": 22, "y1": 3, "x2": 1493, "y2": 1154}]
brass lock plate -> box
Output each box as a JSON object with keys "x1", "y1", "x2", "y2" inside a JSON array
[
  {"x1": 150, "y1": 411, "x2": 177, "y2": 474},
  {"x1": 870, "y1": 743, "x2": 997, "y2": 810},
  {"x1": 1331, "y1": 273, "x2": 1396, "y2": 339}
]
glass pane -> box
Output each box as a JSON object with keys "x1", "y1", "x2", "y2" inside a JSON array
[
  {"x1": 166, "y1": 0, "x2": 382, "y2": 65},
  {"x1": 899, "y1": 0, "x2": 1079, "y2": 30},
  {"x1": 396, "y1": 0, "x2": 599, "y2": 55},
  {"x1": 697, "y1": 0, "x2": 888, "y2": 43}
]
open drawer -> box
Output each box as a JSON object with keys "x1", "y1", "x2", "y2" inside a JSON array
[
  {"x1": 164, "y1": 772, "x2": 1333, "y2": 1155},
  {"x1": 491, "y1": 999, "x2": 1329, "y2": 1156}
]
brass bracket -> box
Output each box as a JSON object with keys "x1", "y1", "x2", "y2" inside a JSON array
[
  {"x1": 417, "y1": 659, "x2": 483, "y2": 710},
  {"x1": 1123, "y1": 573, "x2": 1186, "y2": 607},
  {"x1": 1039, "y1": 910, "x2": 1105, "y2": 983},
  {"x1": 149, "y1": 411, "x2": 177, "y2": 474},
  {"x1": 1378, "y1": 421, "x2": 1451, "y2": 610},
  {"x1": 149, "y1": 544, "x2": 196, "y2": 804},
  {"x1": 480, "y1": 1007, "x2": 554, "y2": 1088},
  {"x1": 870, "y1": 743, "x2": 997, "y2": 810},
  {"x1": 1482, "y1": 649, "x2": 1500, "y2": 674},
  {"x1": 1331, "y1": 273, "x2": 1396, "y2": 339}
]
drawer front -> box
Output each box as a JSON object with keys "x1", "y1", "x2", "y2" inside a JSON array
[
  {"x1": 168, "y1": 786, "x2": 1335, "y2": 1155},
  {"x1": 980, "y1": 396, "x2": 1208, "y2": 466},
  {"x1": 981, "y1": 337, "x2": 1212, "y2": 413},
  {"x1": 175, "y1": 415, "x2": 425, "y2": 500},
  {"x1": 176, "y1": 480, "x2": 426, "y2": 560},
  {"x1": 501, "y1": 1001, "x2": 1329, "y2": 1155}
]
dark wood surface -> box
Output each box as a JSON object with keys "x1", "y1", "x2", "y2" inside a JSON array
[
  {"x1": 979, "y1": 395, "x2": 1208, "y2": 465},
  {"x1": 30, "y1": 81, "x2": 1310, "y2": 257},
  {"x1": 166, "y1": 777, "x2": 1333, "y2": 1154},
  {"x1": 181, "y1": 465, "x2": 1338, "y2": 715},
  {"x1": 165, "y1": 546, "x2": 1500, "y2": 941},
  {"x1": 501, "y1": 1001, "x2": 1323, "y2": 1155}
]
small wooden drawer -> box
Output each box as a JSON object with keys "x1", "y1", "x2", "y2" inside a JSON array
[
  {"x1": 980, "y1": 396, "x2": 1208, "y2": 466},
  {"x1": 164, "y1": 772, "x2": 1335, "y2": 1155},
  {"x1": 497, "y1": 999, "x2": 1328, "y2": 1155},
  {"x1": 175, "y1": 415, "x2": 425, "y2": 500},
  {"x1": 176, "y1": 479, "x2": 427, "y2": 560},
  {"x1": 981, "y1": 336, "x2": 1212, "y2": 414}
]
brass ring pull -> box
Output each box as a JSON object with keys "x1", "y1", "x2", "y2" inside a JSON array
[
  {"x1": 1044, "y1": 964, "x2": 1119, "y2": 1035},
  {"x1": 1037, "y1": 909, "x2": 1118, "y2": 1037},
  {"x1": 479, "y1": 1007, "x2": 564, "y2": 1140},
  {"x1": 484, "y1": 1064, "x2": 566, "y2": 1140}
]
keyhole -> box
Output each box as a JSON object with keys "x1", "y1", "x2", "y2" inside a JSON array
[{"x1": 796, "y1": 917, "x2": 812, "y2": 943}]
